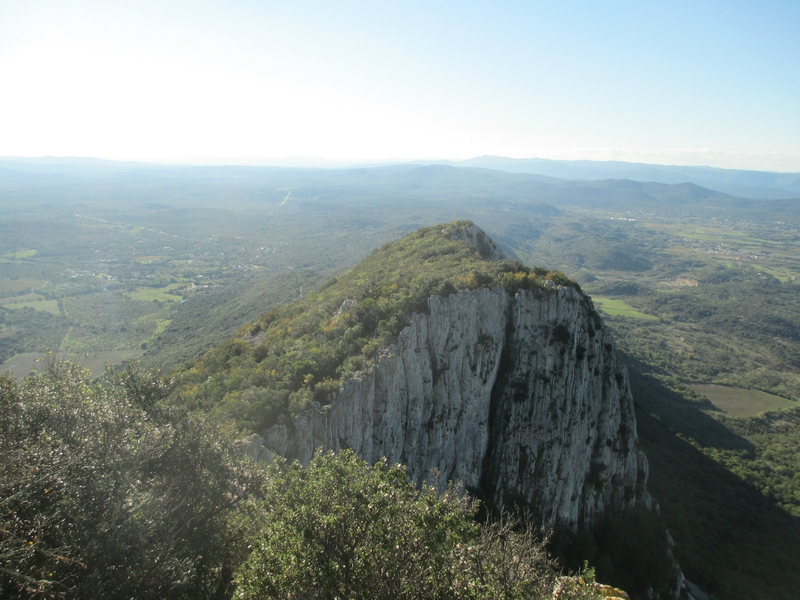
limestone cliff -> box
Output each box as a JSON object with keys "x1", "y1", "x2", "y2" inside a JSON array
[
  {"x1": 251, "y1": 285, "x2": 650, "y2": 532},
  {"x1": 235, "y1": 222, "x2": 689, "y2": 599}
]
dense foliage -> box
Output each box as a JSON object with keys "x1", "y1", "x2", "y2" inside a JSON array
[
  {"x1": 0, "y1": 360, "x2": 258, "y2": 599},
  {"x1": 237, "y1": 449, "x2": 600, "y2": 600},
  {"x1": 718, "y1": 408, "x2": 800, "y2": 517},
  {"x1": 176, "y1": 221, "x2": 573, "y2": 434},
  {"x1": 0, "y1": 307, "x2": 70, "y2": 365},
  {"x1": 0, "y1": 360, "x2": 603, "y2": 600}
]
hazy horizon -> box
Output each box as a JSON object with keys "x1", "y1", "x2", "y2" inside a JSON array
[
  {"x1": 2, "y1": 1, "x2": 799, "y2": 171},
  {"x1": 3, "y1": 153, "x2": 800, "y2": 176}
]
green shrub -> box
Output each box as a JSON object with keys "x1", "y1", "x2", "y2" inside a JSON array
[
  {"x1": 0, "y1": 360, "x2": 261, "y2": 599},
  {"x1": 235, "y1": 450, "x2": 600, "y2": 600}
]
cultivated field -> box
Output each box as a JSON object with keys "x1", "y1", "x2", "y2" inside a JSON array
[
  {"x1": 0, "y1": 350, "x2": 144, "y2": 380},
  {"x1": 591, "y1": 297, "x2": 658, "y2": 320},
  {"x1": 690, "y1": 383, "x2": 797, "y2": 417},
  {"x1": 0, "y1": 293, "x2": 60, "y2": 314},
  {"x1": 0, "y1": 278, "x2": 47, "y2": 294}
]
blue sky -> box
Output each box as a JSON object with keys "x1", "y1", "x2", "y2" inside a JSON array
[{"x1": 1, "y1": 0, "x2": 798, "y2": 170}]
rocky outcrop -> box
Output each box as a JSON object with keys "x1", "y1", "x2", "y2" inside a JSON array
[
  {"x1": 256, "y1": 285, "x2": 649, "y2": 532},
  {"x1": 446, "y1": 221, "x2": 506, "y2": 260},
  {"x1": 242, "y1": 279, "x2": 692, "y2": 598},
  {"x1": 235, "y1": 219, "x2": 696, "y2": 598}
]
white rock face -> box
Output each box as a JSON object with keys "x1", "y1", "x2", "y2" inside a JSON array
[
  {"x1": 260, "y1": 285, "x2": 651, "y2": 532},
  {"x1": 446, "y1": 222, "x2": 506, "y2": 261}
]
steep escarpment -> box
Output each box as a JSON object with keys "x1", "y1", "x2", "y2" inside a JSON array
[
  {"x1": 252, "y1": 285, "x2": 649, "y2": 535},
  {"x1": 181, "y1": 221, "x2": 686, "y2": 598}
]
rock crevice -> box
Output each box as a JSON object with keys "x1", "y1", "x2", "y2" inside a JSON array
[{"x1": 255, "y1": 285, "x2": 651, "y2": 533}]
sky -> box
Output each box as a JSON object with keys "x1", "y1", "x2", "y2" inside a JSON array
[{"x1": 1, "y1": 0, "x2": 799, "y2": 171}]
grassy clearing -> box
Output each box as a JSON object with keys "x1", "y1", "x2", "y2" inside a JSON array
[
  {"x1": 592, "y1": 297, "x2": 658, "y2": 320},
  {"x1": 128, "y1": 286, "x2": 184, "y2": 302},
  {"x1": 0, "y1": 353, "x2": 41, "y2": 379},
  {"x1": 752, "y1": 265, "x2": 798, "y2": 283},
  {"x1": 73, "y1": 350, "x2": 145, "y2": 377},
  {"x1": 153, "y1": 318, "x2": 172, "y2": 335},
  {"x1": 132, "y1": 315, "x2": 173, "y2": 337},
  {"x1": 1, "y1": 249, "x2": 37, "y2": 259},
  {"x1": 0, "y1": 294, "x2": 61, "y2": 314},
  {"x1": 690, "y1": 384, "x2": 797, "y2": 417},
  {"x1": 0, "y1": 350, "x2": 145, "y2": 380},
  {"x1": 0, "y1": 279, "x2": 47, "y2": 294}
]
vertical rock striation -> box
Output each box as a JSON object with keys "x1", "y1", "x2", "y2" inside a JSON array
[
  {"x1": 238, "y1": 221, "x2": 691, "y2": 599},
  {"x1": 258, "y1": 285, "x2": 651, "y2": 534}
]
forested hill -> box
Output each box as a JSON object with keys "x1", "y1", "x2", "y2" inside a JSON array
[{"x1": 174, "y1": 220, "x2": 577, "y2": 435}]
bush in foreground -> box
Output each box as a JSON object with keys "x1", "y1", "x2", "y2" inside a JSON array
[
  {"x1": 236, "y1": 450, "x2": 600, "y2": 600},
  {"x1": 0, "y1": 360, "x2": 259, "y2": 599},
  {"x1": 0, "y1": 359, "x2": 601, "y2": 599}
]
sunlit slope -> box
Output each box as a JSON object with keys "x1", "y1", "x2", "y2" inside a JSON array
[{"x1": 175, "y1": 221, "x2": 576, "y2": 434}]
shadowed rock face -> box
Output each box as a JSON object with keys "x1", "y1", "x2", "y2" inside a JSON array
[
  {"x1": 256, "y1": 285, "x2": 650, "y2": 532},
  {"x1": 235, "y1": 221, "x2": 695, "y2": 599}
]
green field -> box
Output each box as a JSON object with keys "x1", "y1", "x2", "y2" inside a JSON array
[
  {"x1": 131, "y1": 315, "x2": 173, "y2": 337},
  {"x1": 1, "y1": 249, "x2": 37, "y2": 260},
  {"x1": 128, "y1": 286, "x2": 184, "y2": 302},
  {"x1": 752, "y1": 264, "x2": 798, "y2": 283},
  {"x1": 689, "y1": 383, "x2": 797, "y2": 417},
  {"x1": 0, "y1": 293, "x2": 61, "y2": 314},
  {"x1": 0, "y1": 279, "x2": 47, "y2": 294},
  {"x1": 0, "y1": 350, "x2": 145, "y2": 380},
  {"x1": 153, "y1": 318, "x2": 172, "y2": 334},
  {"x1": 591, "y1": 297, "x2": 658, "y2": 320}
]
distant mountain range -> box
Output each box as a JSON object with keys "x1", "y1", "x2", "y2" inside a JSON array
[
  {"x1": 446, "y1": 156, "x2": 800, "y2": 200},
  {"x1": 2, "y1": 154, "x2": 799, "y2": 200}
]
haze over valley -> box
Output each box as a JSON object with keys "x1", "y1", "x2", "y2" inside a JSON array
[
  {"x1": 2, "y1": 1, "x2": 800, "y2": 599},
  {"x1": 2, "y1": 158, "x2": 800, "y2": 598}
]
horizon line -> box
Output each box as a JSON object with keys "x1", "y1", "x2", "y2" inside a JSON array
[{"x1": 1, "y1": 154, "x2": 799, "y2": 175}]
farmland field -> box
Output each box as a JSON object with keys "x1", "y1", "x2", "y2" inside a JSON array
[
  {"x1": 689, "y1": 383, "x2": 797, "y2": 417},
  {"x1": 0, "y1": 293, "x2": 61, "y2": 314},
  {"x1": 1, "y1": 249, "x2": 37, "y2": 260},
  {"x1": 0, "y1": 350, "x2": 144, "y2": 380},
  {"x1": 591, "y1": 297, "x2": 658, "y2": 319},
  {"x1": 128, "y1": 286, "x2": 185, "y2": 302},
  {"x1": 0, "y1": 278, "x2": 47, "y2": 294}
]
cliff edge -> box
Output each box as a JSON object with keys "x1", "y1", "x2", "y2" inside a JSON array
[
  {"x1": 256, "y1": 285, "x2": 649, "y2": 533},
  {"x1": 194, "y1": 221, "x2": 688, "y2": 598}
]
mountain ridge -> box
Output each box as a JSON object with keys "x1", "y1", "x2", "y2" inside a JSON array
[
  {"x1": 178, "y1": 221, "x2": 689, "y2": 598},
  {"x1": 453, "y1": 155, "x2": 800, "y2": 199},
  {"x1": 5, "y1": 154, "x2": 798, "y2": 199}
]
